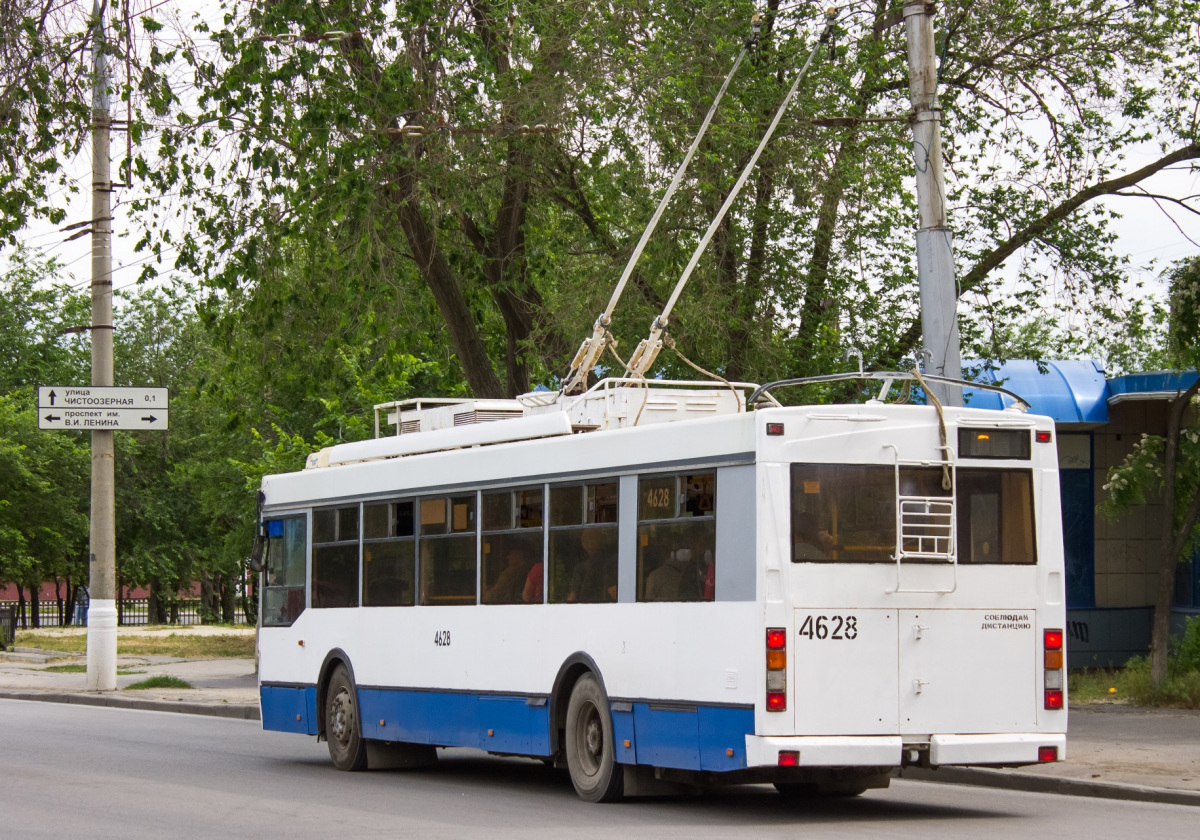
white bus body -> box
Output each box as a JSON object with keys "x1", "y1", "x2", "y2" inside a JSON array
[{"x1": 256, "y1": 379, "x2": 1067, "y2": 798}]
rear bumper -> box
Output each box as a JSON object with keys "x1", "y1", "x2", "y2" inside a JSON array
[
  {"x1": 929, "y1": 732, "x2": 1067, "y2": 766},
  {"x1": 745, "y1": 732, "x2": 1066, "y2": 768}
]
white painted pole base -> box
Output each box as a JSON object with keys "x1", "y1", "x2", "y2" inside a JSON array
[{"x1": 85, "y1": 599, "x2": 118, "y2": 691}]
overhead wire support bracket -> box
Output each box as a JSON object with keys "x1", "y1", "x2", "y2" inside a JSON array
[
  {"x1": 560, "y1": 14, "x2": 763, "y2": 395},
  {"x1": 625, "y1": 7, "x2": 838, "y2": 380}
]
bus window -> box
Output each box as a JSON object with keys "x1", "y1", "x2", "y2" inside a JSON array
[
  {"x1": 548, "y1": 481, "x2": 618, "y2": 603},
  {"x1": 957, "y1": 469, "x2": 1036, "y2": 564},
  {"x1": 790, "y1": 465, "x2": 895, "y2": 563},
  {"x1": 262, "y1": 515, "x2": 306, "y2": 627},
  {"x1": 637, "y1": 473, "x2": 715, "y2": 602},
  {"x1": 482, "y1": 488, "x2": 543, "y2": 605},
  {"x1": 419, "y1": 496, "x2": 476, "y2": 605},
  {"x1": 363, "y1": 500, "x2": 416, "y2": 606},
  {"x1": 312, "y1": 505, "x2": 360, "y2": 608}
]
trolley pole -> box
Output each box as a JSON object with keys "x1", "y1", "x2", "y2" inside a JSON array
[
  {"x1": 86, "y1": 0, "x2": 117, "y2": 691},
  {"x1": 904, "y1": 1, "x2": 962, "y2": 404}
]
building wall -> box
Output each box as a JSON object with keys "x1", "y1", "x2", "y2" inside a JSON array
[{"x1": 1091, "y1": 400, "x2": 1168, "y2": 609}]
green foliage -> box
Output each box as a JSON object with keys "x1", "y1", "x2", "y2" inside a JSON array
[
  {"x1": 124, "y1": 674, "x2": 193, "y2": 690},
  {"x1": 1172, "y1": 616, "x2": 1200, "y2": 676},
  {"x1": 1070, "y1": 621, "x2": 1200, "y2": 709},
  {"x1": 126, "y1": 0, "x2": 1200, "y2": 393},
  {"x1": 1168, "y1": 258, "x2": 1200, "y2": 369},
  {"x1": 0, "y1": 2, "x2": 94, "y2": 242}
]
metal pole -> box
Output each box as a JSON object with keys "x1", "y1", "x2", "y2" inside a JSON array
[
  {"x1": 86, "y1": 0, "x2": 117, "y2": 691},
  {"x1": 904, "y1": 1, "x2": 962, "y2": 405}
]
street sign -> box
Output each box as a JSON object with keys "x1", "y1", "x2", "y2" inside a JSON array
[
  {"x1": 38, "y1": 386, "x2": 169, "y2": 431},
  {"x1": 39, "y1": 407, "x2": 169, "y2": 431},
  {"x1": 38, "y1": 386, "x2": 168, "y2": 409}
]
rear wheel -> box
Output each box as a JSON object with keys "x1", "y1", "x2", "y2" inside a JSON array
[
  {"x1": 325, "y1": 665, "x2": 368, "y2": 771},
  {"x1": 564, "y1": 673, "x2": 624, "y2": 802}
]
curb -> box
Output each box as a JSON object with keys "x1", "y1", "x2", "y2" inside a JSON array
[
  {"x1": 0, "y1": 690, "x2": 260, "y2": 721},
  {"x1": 901, "y1": 766, "x2": 1200, "y2": 808}
]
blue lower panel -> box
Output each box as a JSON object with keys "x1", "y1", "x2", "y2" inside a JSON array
[
  {"x1": 265, "y1": 683, "x2": 752, "y2": 773},
  {"x1": 358, "y1": 689, "x2": 551, "y2": 756},
  {"x1": 697, "y1": 705, "x2": 754, "y2": 771},
  {"x1": 629, "y1": 703, "x2": 753, "y2": 771},
  {"x1": 261, "y1": 685, "x2": 317, "y2": 735}
]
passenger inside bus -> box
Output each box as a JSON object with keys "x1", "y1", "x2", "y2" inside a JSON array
[
  {"x1": 793, "y1": 513, "x2": 834, "y2": 561},
  {"x1": 567, "y1": 527, "x2": 617, "y2": 603},
  {"x1": 484, "y1": 545, "x2": 533, "y2": 605},
  {"x1": 523, "y1": 560, "x2": 543, "y2": 604},
  {"x1": 645, "y1": 546, "x2": 703, "y2": 601}
]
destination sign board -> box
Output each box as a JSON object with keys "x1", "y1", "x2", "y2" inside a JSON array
[{"x1": 38, "y1": 386, "x2": 169, "y2": 431}]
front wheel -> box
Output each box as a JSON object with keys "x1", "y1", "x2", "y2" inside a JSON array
[
  {"x1": 564, "y1": 673, "x2": 624, "y2": 802},
  {"x1": 325, "y1": 664, "x2": 368, "y2": 771}
]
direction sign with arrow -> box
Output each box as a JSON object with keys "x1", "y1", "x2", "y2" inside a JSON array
[{"x1": 37, "y1": 386, "x2": 169, "y2": 431}]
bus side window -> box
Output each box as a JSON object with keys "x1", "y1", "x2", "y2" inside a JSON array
[
  {"x1": 481, "y1": 488, "x2": 543, "y2": 605},
  {"x1": 548, "y1": 481, "x2": 618, "y2": 604},
  {"x1": 637, "y1": 473, "x2": 715, "y2": 602},
  {"x1": 419, "y1": 496, "x2": 477, "y2": 605},
  {"x1": 312, "y1": 505, "x2": 360, "y2": 608},
  {"x1": 363, "y1": 500, "x2": 416, "y2": 606},
  {"x1": 262, "y1": 515, "x2": 307, "y2": 627}
]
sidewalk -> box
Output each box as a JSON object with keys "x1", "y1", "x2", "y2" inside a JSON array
[{"x1": 2, "y1": 641, "x2": 1198, "y2": 805}]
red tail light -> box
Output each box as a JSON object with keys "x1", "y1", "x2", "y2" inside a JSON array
[
  {"x1": 766, "y1": 627, "x2": 787, "y2": 712},
  {"x1": 1038, "y1": 746, "x2": 1058, "y2": 762},
  {"x1": 1044, "y1": 689, "x2": 1064, "y2": 710},
  {"x1": 1044, "y1": 629, "x2": 1064, "y2": 650},
  {"x1": 778, "y1": 750, "x2": 799, "y2": 766}
]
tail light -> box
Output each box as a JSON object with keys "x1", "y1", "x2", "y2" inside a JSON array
[
  {"x1": 1038, "y1": 746, "x2": 1058, "y2": 762},
  {"x1": 766, "y1": 627, "x2": 787, "y2": 712},
  {"x1": 1044, "y1": 628, "x2": 1065, "y2": 711}
]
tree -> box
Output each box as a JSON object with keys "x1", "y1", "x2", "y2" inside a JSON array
[
  {"x1": 0, "y1": 1, "x2": 96, "y2": 243},
  {"x1": 126, "y1": 1, "x2": 1199, "y2": 399},
  {"x1": 1101, "y1": 257, "x2": 1200, "y2": 688}
]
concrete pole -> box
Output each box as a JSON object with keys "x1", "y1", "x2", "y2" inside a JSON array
[
  {"x1": 904, "y1": 1, "x2": 962, "y2": 405},
  {"x1": 86, "y1": 0, "x2": 117, "y2": 691}
]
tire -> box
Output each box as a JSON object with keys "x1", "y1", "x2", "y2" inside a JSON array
[
  {"x1": 325, "y1": 664, "x2": 368, "y2": 771},
  {"x1": 564, "y1": 673, "x2": 624, "y2": 802}
]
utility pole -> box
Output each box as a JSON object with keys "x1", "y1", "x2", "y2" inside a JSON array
[
  {"x1": 86, "y1": 0, "x2": 117, "y2": 691},
  {"x1": 904, "y1": 1, "x2": 962, "y2": 404}
]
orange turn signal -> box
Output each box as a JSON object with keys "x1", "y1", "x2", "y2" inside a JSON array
[
  {"x1": 1044, "y1": 650, "x2": 1064, "y2": 670},
  {"x1": 767, "y1": 650, "x2": 786, "y2": 670}
]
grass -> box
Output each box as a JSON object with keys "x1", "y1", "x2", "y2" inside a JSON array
[
  {"x1": 14, "y1": 631, "x2": 255, "y2": 659},
  {"x1": 124, "y1": 675, "x2": 193, "y2": 690},
  {"x1": 1071, "y1": 663, "x2": 1200, "y2": 709},
  {"x1": 41, "y1": 664, "x2": 144, "y2": 675}
]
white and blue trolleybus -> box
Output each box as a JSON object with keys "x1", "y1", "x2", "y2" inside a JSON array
[{"x1": 254, "y1": 372, "x2": 1068, "y2": 800}]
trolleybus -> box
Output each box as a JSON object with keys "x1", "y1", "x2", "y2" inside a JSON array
[{"x1": 254, "y1": 373, "x2": 1067, "y2": 800}]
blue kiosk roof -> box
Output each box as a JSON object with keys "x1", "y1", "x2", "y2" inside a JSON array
[{"x1": 961, "y1": 360, "x2": 1198, "y2": 425}]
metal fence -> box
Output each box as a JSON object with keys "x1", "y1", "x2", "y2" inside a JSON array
[{"x1": 0, "y1": 598, "x2": 204, "y2": 630}]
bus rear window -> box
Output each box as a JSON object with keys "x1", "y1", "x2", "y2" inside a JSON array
[
  {"x1": 791, "y1": 465, "x2": 895, "y2": 563},
  {"x1": 957, "y1": 469, "x2": 1037, "y2": 565},
  {"x1": 790, "y1": 465, "x2": 1037, "y2": 565}
]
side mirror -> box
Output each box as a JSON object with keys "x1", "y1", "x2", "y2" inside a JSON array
[{"x1": 248, "y1": 534, "x2": 265, "y2": 573}]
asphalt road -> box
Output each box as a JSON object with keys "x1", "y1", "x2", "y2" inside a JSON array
[{"x1": 1, "y1": 699, "x2": 1194, "y2": 839}]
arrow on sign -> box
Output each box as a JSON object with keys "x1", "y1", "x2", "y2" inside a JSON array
[
  {"x1": 44, "y1": 414, "x2": 61, "y2": 422},
  {"x1": 47, "y1": 390, "x2": 56, "y2": 406},
  {"x1": 141, "y1": 415, "x2": 158, "y2": 423}
]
